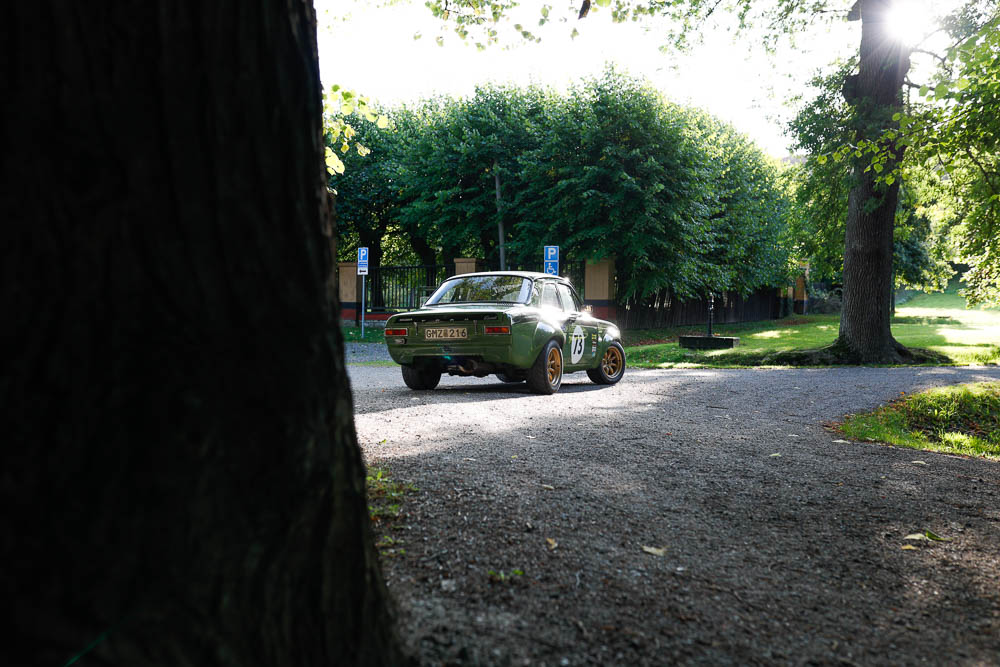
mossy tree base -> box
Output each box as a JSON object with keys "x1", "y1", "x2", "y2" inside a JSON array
[{"x1": 770, "y1": 337, "x2": 950, "y2": 366}]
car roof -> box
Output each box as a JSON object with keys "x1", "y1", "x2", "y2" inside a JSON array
[{"x1": 448, "y1": 270, "x2": 567, "y2": 281}]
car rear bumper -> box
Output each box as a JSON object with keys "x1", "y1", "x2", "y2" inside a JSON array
[{"x1": 386, "y1": 338, "x2": 534, "y2": 368}]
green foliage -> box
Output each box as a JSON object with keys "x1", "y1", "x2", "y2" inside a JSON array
[
  {"x1": 784, "y1": 7, "x2": 1000, "y2": 305},
  {"x1": 334, "y1": 69, "x2": 790, "y2": 301},
  {"x1": 395, "y1": 85, "x2": 551, "y2": 265},
  {"x1": 328, "y1": 111, "x2": 404, "y2": 261},
  {"x1": 895, "y1": 16, "x2": 1000, "y2": 305},
  {"x1": 511, "y1": 70, "x2": 789, "y2": 299},
  {"x1": 366, "y1": 467, "x2": 417, "y2": 523},
  {"x1": 323, "y1": 85, "x2": 388, "y2": 176},
  {"x1": 487, "y1": 568, "x2": 524, "y2": 583},
  {"x1": 786, "y1": 64, "x2": 954, "y2": 291},
  {"x1": 420, "y1": 0, "x2": 843, "y2": 51}
]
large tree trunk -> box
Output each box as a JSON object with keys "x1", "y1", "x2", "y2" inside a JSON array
[
  {"x1": 410, "y1": 235, "x2": 439, "y2": 268},
  {"x1": 2, "y1": 3, "x2": 403, "y2": 666},
  {"x1": 836, "y1": 0, "x2": 911, "y2": 363}
]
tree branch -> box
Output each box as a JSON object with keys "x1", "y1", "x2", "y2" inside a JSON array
[
  {"x1": 911, "y1": 48, "x2": 946, "y2": 65},
  {"x1": 964, "y1": 147, "x2": 1000, "y2": 197}
]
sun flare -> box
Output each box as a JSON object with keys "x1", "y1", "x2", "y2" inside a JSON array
[{"x1": 884, "y1": 0, "x2": 938, "y2": 45}]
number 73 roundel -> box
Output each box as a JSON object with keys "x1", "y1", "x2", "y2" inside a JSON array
[{"x1": 570, "y1": 325, "x2": 587, "y2": 364}]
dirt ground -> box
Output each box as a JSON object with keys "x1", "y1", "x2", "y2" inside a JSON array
[{"x1": 349, "y1": 364, "x2": 1000, "y2": 666}]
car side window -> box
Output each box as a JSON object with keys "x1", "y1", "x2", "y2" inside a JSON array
[
  {"x1": 529, "y1": 283, "x2": 541, "y2": 305},
  {"x1": 540, "y1": 282, "x2": 561, "y2": 309},
  {"x1": 556, "y1": 284, "x2": 577, "y2": 312}
]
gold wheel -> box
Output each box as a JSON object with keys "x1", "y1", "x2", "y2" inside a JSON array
[
  {"x1": 546, "y1": 346, "x2": 562, "y2": 386},
  {"x1": 601, "y1": 346, "x2": 623, "y2": 378}
]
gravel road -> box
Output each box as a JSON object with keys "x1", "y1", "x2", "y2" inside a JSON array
[{"x1": 348, "y1": 362, "x2": 1000, "y2": 666}]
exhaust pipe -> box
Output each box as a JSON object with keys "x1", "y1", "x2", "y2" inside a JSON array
[{"x1": 447, "y1": 359, "x2": 478, "y2": 375}]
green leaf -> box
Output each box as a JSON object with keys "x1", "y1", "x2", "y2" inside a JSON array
[
  {"x1": 955, "y1": 78, "x2": 970, "y2": 91},
  {"x1": 924, "y1": 530, "x2": 952, "y2": 542},
  {"x1": 891, "y1": 112, "x2": 902, "y2": 121},
  {"x1": 816, "y1": 154, "x2": 828, "y2": 165},
  {"x1": 325, "y1": 147, "x2": 345, "y2": 175},
  {"x1": 376, "y1": 115, "x2": 390, "y2": 129}
]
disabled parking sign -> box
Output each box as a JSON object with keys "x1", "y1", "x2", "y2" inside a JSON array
[
  {"x1": 357, "y1": 247, "x2": 369, "y2": 275},
  {"x1": 543, "y1": 245, "x2": 559, "y2": 275}
]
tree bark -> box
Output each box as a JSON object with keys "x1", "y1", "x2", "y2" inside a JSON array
[
  {"x1": 2, "y1": 3, "x2": 403, "y2": 665},
  {"x1": 836, "y1": 0, "x2": 912, "y2": 362}
]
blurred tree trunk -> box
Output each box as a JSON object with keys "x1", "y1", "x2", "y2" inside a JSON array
[
  {"x1": 835, "y1": 0, "x2": 911, "y2": 362},
  {"x1": 2, "y1": 3, "x2": 403, "y2": 665}
]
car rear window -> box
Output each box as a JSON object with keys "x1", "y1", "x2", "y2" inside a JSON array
[{"x1": 426, "y1": 275, "x2": 532, "y2": 305}]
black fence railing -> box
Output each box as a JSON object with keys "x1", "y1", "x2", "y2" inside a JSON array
[
  {"x1": 616, "y1": 287, "x2": 783, "y2": 330},
  {"x1": 364, "y1": 264, "x2": 453, "y2": 313},
  {"x1": 358, "y1": 261, "x2": 786, "y2": 327}
]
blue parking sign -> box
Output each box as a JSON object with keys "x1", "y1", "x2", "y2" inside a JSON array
[
  {"x1": 357, "y1": 247, "x2": 369, "y2": 275},
  {"x1": 543, "y1": 246, "x2": 559, "y2": 275}
]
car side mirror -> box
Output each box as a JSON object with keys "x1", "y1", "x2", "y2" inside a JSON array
[{"x1": 419, "y1": 296, "x2": 428, "y2": 306}]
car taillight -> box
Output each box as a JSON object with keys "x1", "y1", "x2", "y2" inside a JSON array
[
  {"x1": 484, "y1": 326, "x2": 510, "y2": 334},
  {"x1": 385, "y1": 328, "x2": 408, "y2": 336}
]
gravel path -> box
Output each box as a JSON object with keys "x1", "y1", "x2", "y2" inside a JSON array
[
  {"x1": 348, "y1": 365, "x2": 1000, "y2": 666},
  {"x1": 345, "y1": 341, "x2": 395, "y2": 363}
]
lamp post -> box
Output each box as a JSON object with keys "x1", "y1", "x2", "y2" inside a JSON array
[{"x1": 707, "y1": 292, "x2": 714, "y2": 337}]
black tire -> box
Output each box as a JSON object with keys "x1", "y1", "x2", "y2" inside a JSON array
[
  {"x1": 401, "y1": 364, "x2": 441, "y2": 390},
  {"x1": 587, "y1": 341, "x2": 626, "y2": 385},
  {"x1": 495, "y1": 371, "x2": 524, "y2": 384},
  {"x1": 526, "y1": 340, "x2": 563, "y2": 395}
]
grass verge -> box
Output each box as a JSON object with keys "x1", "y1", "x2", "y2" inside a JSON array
[
  {"x1": 839, "y1": 382, "x2": 1000, "y2": 460},
  {"x1": 624, "y1": 287, "x2": 1000, "y2": 368},
  {"x1": 342, "y1": 325, "x2": 387, "y2": 344}
]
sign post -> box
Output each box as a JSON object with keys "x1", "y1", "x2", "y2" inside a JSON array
[
  {"x1": 543, "y1": 245, "x2": 559, "y2": 276},
  {"x1": 357, "y1": 247, "x2": 369, "y2": 336}
]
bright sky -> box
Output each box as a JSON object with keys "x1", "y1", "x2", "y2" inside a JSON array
[{"x1": 316, "y1": 1, "x2": 948, "y2": 157}]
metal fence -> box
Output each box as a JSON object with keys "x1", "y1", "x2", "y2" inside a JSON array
[
  {"x1": 364, "y1": 264, "x2": 453, "y2": 313},
  {"x1": 616, "y1": 287, "x2": 784, "y2": 330}
]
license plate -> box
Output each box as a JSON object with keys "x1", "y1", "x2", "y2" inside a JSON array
[{"x1": 424, "y1": 326, "x2": 468, "y2": 340}]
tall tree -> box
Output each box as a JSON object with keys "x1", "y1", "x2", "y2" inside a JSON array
[
  {"x1": 835, "y1": 0, "x2": 911, "y2": 362},
  {"x1": 2, "y1": 3, "x2": 401, "y2": 665}
]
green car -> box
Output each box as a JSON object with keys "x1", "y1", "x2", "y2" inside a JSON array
[{"x1": 383, "y1": 271, "x2": 626, "y2": 394}]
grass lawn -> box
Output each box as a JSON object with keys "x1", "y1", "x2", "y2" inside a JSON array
[
  {"x1": 342, "y1": 324, "x2": 388, "y2": 344},
  {"x1": 839, "y1": 382, "x2": 1000, "y2": 460},
  {"x1": 625, "y1": 286, "x2": 1000, "y2": 368}
]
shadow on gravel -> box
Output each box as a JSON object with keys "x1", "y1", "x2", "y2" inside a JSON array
[
  {"x1": 352, "y1": 379, "x2": 608, "y2": 415},
  {"x1": 358, "y1": 367, "x2": 1000, "y2": 665}
]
